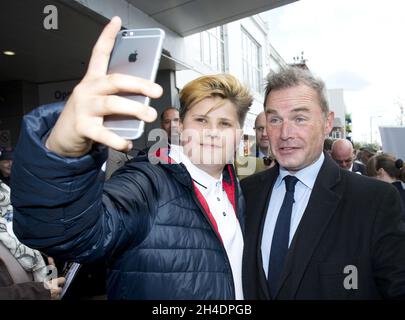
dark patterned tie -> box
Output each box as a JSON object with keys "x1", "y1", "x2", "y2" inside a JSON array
[{"x1": 267, "y1": 175, "x2": 299, "y2": 297}]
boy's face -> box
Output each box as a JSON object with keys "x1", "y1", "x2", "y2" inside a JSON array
[{"x1": 180, "y1": 96, "x2": 241, "y2": 170}]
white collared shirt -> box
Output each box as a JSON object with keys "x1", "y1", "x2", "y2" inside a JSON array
[
  {"x1": 169, "y1": 144, "x2": 244, "y2": 300},
  {"x1": 257, "y1": 149, "x2": 267, "y2": 159},
  {"x1": 261, "y1": 153, "x2": 325, "y2": 277}
]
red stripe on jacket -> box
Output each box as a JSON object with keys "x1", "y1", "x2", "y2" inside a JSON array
[{"x1": 154, "y1": 148, "x2": 238, "y2": 244}]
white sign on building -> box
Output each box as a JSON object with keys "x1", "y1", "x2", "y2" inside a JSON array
[{"x1": 379, "y1": 126, "x2": 405, "y2": 159}]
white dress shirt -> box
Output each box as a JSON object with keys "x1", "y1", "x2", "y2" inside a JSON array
[
  {"x1": 257, "y1": 149, "x2": 267, "y2": 159},
  {"x1": 169, "y1": 144, "x2": 244, "y2": 299},
  {"x1": 261, "y1": 153, "x2": 325, "y2": 277}
]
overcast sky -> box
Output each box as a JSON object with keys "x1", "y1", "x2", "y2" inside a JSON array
[{"x1": 263, "y1": 0, "x2": 405, "y2": 144}]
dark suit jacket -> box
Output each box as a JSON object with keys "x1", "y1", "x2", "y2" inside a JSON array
[
  {"x1": 241, "y1": 154, "x2": 405, "y2": 299},
  {"x1": 352, "y1": 162, "x2": 366, "y2": 175}
]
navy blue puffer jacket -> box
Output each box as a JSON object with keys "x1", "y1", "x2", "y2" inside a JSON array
[{"x1": 11, "y1": 103, "x2": 246, "y2": 299}]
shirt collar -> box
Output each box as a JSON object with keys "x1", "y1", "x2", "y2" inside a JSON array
[
  {"x1": 257, "y1": 149, "x2": 267, "y2": 159},
  {"x1": 275, "y1": 152, "x2": 325, "y2": 190},
  {"x1": 169, "y1": 144, "x2": 222, "y2": 189}
]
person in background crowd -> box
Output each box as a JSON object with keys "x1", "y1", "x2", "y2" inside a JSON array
[
  {"x1": 331, "y1": 139, "x2": 366, "y2": 174},
  {"x1": 366, "y1": 153, "x2": 405, "y2": 221},
  {"x1": 0, "y1": 147, "x2": 13, "y2": 186},
  {"x1": 323, "y1": 137, "x2": 334, "y2": 155},
  {"x1": 160, "y1": 107, "x2": 180, "y2": 146},
  {"x1": 10, "y1": 15, "x2": 253, "y2": 300},
  {"x1": 242, "y1": 67, "x2": 405, "y2": 299},
  {"x1": 0, "y1": 179, "x2": 65, "y2": 299},
  {"x1": 253, "y1": 111, "x2": 276, "y2": 168},
  {"x1": 252, "y1": 112, "x2": 270, "y2": 158},
  {"x1": 357, "y1": 145, "x2": 377, "y2": 166},
  {"x1": 236, "y1": 112, "x2": 275, "y2": 180}
]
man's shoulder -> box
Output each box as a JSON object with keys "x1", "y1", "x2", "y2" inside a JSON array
[
  {"x1": 240, "y1": 165, "x2": 276, "y2": 189},
  {"x1": 338, "y1": 167, "x2": 397, "y2": 195},
  {"x1": 316, "y1": 156, "x2": 392, "y2": 198}
]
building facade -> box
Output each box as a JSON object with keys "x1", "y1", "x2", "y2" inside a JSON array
[{"x1": 0, "y1": 0, "x2": 293, "y2": 149}]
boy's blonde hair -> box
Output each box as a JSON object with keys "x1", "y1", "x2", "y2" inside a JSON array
[{"x1": 179, "y1": 74, "x2": 253, "y2": 126}]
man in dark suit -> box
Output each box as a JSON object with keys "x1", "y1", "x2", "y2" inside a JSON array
[
  {"x1": 331, "y1": 138, "x2": 366, "y2": 175},
  {"x1": 250, "y1": 112, "x2": 270, "y2": 158},
  {"x1": 241, "y1": 67, "x2": 405, "y2": 299},
  {"x1": 160, "y1": 107, "x2": 180, "y2": 146}
]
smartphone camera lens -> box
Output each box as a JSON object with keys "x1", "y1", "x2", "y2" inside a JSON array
[{"x1": 122, "y1": 31, "x2": 127, "y2": 37}]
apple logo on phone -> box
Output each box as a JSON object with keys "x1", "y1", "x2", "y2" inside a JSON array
[{"x1": 128, "y1": 50, "x2": 138, "y2": 63}]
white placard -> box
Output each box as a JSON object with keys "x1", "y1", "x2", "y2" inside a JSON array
[{"x1": 379, "y1": 126, "x2": 405, "y2": 159}]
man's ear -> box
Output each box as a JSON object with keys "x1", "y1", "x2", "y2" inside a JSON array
[{"x1": 324, "y1": 111, "x2": 335, "y2": 136}]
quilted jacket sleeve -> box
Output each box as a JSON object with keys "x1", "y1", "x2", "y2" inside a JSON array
[{"x1": 11, "y1": 103, "x2": 157, "y2": 263}]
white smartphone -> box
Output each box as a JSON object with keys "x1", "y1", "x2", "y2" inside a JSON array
[{"x1": 103, "y1": 28, "x2": 165, "y2": 139}]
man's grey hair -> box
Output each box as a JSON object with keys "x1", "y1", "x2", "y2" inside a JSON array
[{"x1": 264, "y1": 67, "x2": 330, "y2": 117}]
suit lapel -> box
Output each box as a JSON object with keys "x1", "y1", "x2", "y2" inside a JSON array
[
  {"x1": 275, "y1": 155, "x2": 342, "y2": 299},
  {"x1": 247, "y1": 167, "x2": 278, "y2": 299}
]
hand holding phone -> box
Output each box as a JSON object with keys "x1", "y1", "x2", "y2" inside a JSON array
[
  {"x1": 104, "y1": 28, "x2": 165, "y2": 139},
  {"x1": 45, "y1": 17, "x2": 163, "y2": 158}
]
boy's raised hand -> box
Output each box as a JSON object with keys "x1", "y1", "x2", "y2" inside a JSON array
[{"x1": 46, "y1": 16, "x2": 163, "y2": 157}]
